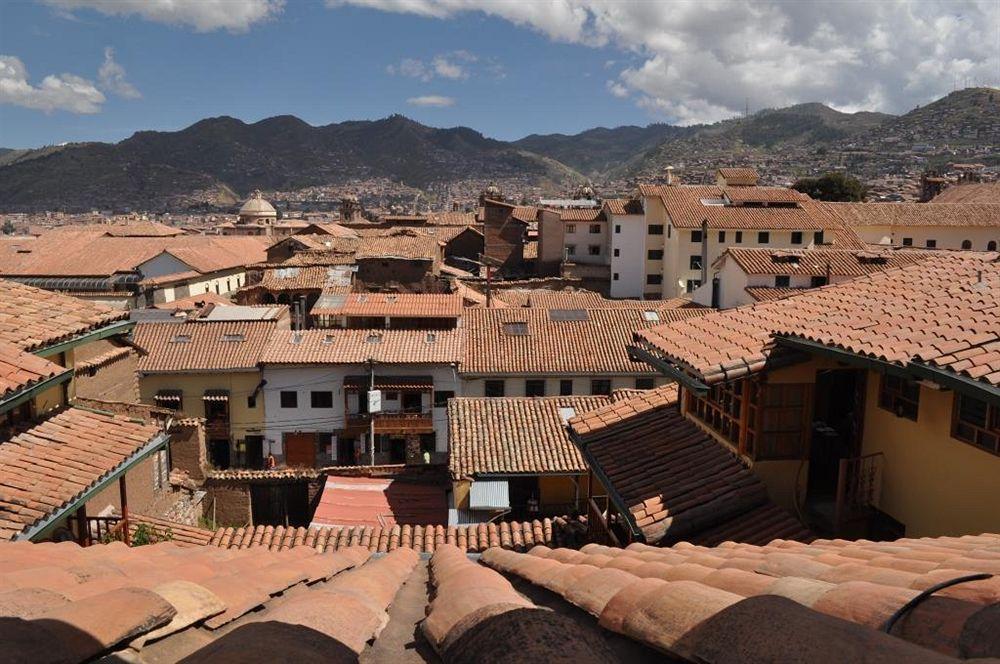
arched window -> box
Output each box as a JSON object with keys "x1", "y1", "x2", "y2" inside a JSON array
[
  {"x1": 988, "y1": 241, "x2": 997, "y2": 251},
  {"x1": 961, "y1": 239, "x2": 972, "y2": 250}
]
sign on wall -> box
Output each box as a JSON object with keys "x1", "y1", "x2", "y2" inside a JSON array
[{"x1": 368, "y1": 389, "x2": 382, "y2": 413}]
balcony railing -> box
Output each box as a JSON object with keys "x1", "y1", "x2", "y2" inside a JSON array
[
  {"x1": 345, "y1": 411, "x2": 435, "y2": 433},
  {"x1": 82, "y1": 515, "x2": 126, "y2": 545}
]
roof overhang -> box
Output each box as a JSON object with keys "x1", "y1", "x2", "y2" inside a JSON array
[
  {"x1": 35, "y1": 320, "x2": 134, "y2": 358},
  {"x1": 15, "y1": 430, "x2": 170, "y2": 542},
  {"x1": 568, "y1": 428, "x2": 644, "y2": 542},
  {"x1": 774, "y1": 336, "x2": 913, "y2": 378},
  {"x1": 907, "y1": 362, "x2": 1000, "y2": 408},
  {"x1": 627, "y1": 344, "x2": 709, "y2": 395},
  {"x1": 0, "y1": 368, "x2": 73, "y2": 415}
]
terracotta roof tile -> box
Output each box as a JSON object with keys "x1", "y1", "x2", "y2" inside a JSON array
[
  {"x1": 261, "y1": 327, "x2": 463, "y2": 365},
  {"x1": 462, "y1": 307, "x2": 707, "y2": 376},
  {"x1": 930, "y1": 182, "x2": 1000, "y2": 204},
  {"x1": 603, "y1": 198, "x2": 644, "y2": 216},
  {"x1": 0, "y1": 342, "x2": 69, "y2": 400},
  {"x1": 570, "y1": 386, "x2": 810, "y2": 545},
  {"x1": 638, "y1": 252, "x2": 1000, "y2": 387},
  {"x1": 0, "y1": 408, "x2": 163, "y2": 540},
  {"x1": 744, "y1": 286, "x2": 810, "y2": 302},
  {"x1": 311, "y1": 476, "x2": 447, "y2": 528},
  {"x1": 311, "y1": 292, "x2": 463, "y2": 318},
  {"x1": 258, "y1": 266, "x2": 347, "y2": 291},
  {"x1": 493, "y1": 288, "x2": 701, "y2": 310},
  {"x1": 448, "y1": 396, "x2": 612, "y2": 478},
  {"x1": 134, "y1": 320, "x2": 276, "y2": 373},
  {"x1": 724, "y1": 247, "x2": 938, "y2": 277},
  {"x1": 717, "y1": 167, "x2": 760, "y2": 186},
  {"x1": 821, "y1": 201, "x2": 1000, "y2": 228},
  {"x1": 0, "y1": 279, "x2": 129, "y2": 351}
]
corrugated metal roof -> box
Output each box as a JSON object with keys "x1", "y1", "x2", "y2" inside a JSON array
[{"x1": 469, "y1": 480, "x2": 510, "y2": 510}]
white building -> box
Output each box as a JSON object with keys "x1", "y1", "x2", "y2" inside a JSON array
[{"x1": 605, "y1": 198, "x2": 646, "y2": 298}]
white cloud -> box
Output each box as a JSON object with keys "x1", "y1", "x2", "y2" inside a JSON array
[
  {"x1": 43, "y1": 0, "x2": 284, "y2": 32},
  {"x1": 407, "y1": 95, "x2": 456, "y2": 107},
  {"x1": 0, "y1": 55, "x2": 105, "y2": 114},
  {"x1": 98, "y1": 47, "x2": 141, "y2": 99},
  {"x1": 605, "y1": 79, "x2": 628, "y2": 98},
  {"x1": 387, "y1": 51, "x2": 482, "y2": 81},
  {"x1": 332, "y1": 0, "x2": 1000, "y2": 124}
]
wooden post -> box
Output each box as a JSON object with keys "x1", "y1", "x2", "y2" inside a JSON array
[
  {"x1": 75, "y1": 504, "x2": 88, "y2": 546},
  {"x1": 119, "y1": 475, "x2": 130, "y2": 546},
  {"x1": 738, "y1": 379, "x2": 751, "y2": 456}
]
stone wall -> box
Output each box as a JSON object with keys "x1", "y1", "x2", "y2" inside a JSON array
[
  {"x1": 202, "y1": 479, "x2": 252, "y2": 527},
  {"x1": 169, "y1": 421, "x2": 206, "y2": 481}
]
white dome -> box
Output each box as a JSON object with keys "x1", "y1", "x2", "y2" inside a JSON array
[{"x1": 239, "y1": 190, "x2": 277, "y2": 218}]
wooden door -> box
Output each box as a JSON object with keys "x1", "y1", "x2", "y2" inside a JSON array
[{"x1": 284, "y1": 433, "x2": 316, "y2": 468}]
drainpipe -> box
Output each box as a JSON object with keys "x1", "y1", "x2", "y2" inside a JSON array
[{"x1": 700, "y1": 219, "x2": 709, "y2": 286}]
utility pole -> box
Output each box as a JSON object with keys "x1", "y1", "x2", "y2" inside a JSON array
[{"x1": 368, "y1": 357, "x2": 376, "y2": 466}]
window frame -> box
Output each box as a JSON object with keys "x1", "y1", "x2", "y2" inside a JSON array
[
  {"x1": 775, "y1": 275, "x2": 791, "y2": 288},
  {"x1": 647, "y1": 249, "x2": 664, "y2": 260},
  {"x1": 951, "y1": 393, "x2": 999, "y2": 456},
  {"x1": 757, "y1": 231, "x2": 770, "y2": 244},
  {"x1": 689, "y1": 255, "x2": 702, "y2": 270},
  {"x1": 588, "y1": 244, "x2": 601, "y2": 256},
  {"x1": 691, "y1": 230, "x2": 703, "y2": 243},
  {"x1": 566, "y1": 223, "x2": 576, "y2": 234},
  {"x1": 589, "y1": 223, "x2": 602, "y2": 234},
  {"x1": 877, "y1": 374, "x2": 920, "y2": 421},
  {"x1": 790, "y1": 231, "x2": 803, "y2": 245},
  {"x1": 433, "y1": 390, "x2": 455, "y2": 408},
  {"x1": 648, "y1": 224, "x2": 664, "y2": 235},
  {"x1": 525, "y1": 379, "x2": 546, "y2": 397},
  {"x1": 559, "y1": 379, "x2": 573, "y2": 396},
  {"x1": 590, "y1": 379, "x2": 612, "y2": 396},
  {"x1": 280, "y1": 391, "x2": 298, "y2": 409},
  {"x1": 646, "y1": 274, "x2": 663, "y2": 285},
  {"x1": 635, "y1": 377, "x2": 655, "y2": 390},
  {"x1": 484, "y1": 380, "x2": 505, "y2": 398},
  {"x1": 310, "y1": 390, "x2": 334, "y2": 409}
]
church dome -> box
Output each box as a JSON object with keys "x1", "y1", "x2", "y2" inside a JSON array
[{"x1": 239, "y1": 190, "x2": 277, "y2": 219}]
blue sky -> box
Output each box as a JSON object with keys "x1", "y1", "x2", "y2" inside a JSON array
[
  {"x1": 2, "y1": 1, "x2": 997, "y2": 149},
  {"x1": 0, "y1": 2, "x2": 647, "y2": 148}
]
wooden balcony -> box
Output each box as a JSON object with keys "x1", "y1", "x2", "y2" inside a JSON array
[{"x1": 344, "y1": 411, "x2": 435, "y2": 434}]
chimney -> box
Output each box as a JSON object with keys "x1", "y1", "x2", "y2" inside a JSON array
[
  {"x1": 665, "y1": 166, "x2": 675, "y2": 186},
  {"x1": 452, "y1": 201, "x2": 459, "y2": 212}
]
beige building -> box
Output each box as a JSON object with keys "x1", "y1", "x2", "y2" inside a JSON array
[{"x1": 819, "y1": 201, "x2": 1000, "y2": 251}]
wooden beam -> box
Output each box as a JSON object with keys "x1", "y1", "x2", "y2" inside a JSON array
[{"x1": 119, "y1": 475, "x2": 130, "y2": 546}]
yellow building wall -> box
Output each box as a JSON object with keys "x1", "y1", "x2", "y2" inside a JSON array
[
  {"x1": 452, "y1": 479, "x2": 471, "y2": 511},
  {"x1": 138, "y1": 371, "x2": 265, "y2": 440},
  {"x1": 539, "y1": 474, "x2": 584, "y2": 508},
  {"x1": 860, "y1": 371, "x2": 1000, "y2": 537}
]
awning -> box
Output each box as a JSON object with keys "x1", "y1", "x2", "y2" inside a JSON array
[
  {"x1": 469, "y1": 480, "x2": 510, "y2": 511},
  {"x1": 202, "y1": 390, "x2": 230, "y2": 401},
  {"x1": 154, "y1": 390, "x2": 182, "y2": 403},
  {"x1": 343, "y1": 377, "x2": 434, "y2": 391}
]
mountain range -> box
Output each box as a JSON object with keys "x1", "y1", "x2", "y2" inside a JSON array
[{"x1": 0, "y1": 88, "x2": 996, "y2": 211}]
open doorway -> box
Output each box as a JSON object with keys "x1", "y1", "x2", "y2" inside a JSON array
[{"x1": 808, "y1": 369, "x2": 865, "y2": 502}]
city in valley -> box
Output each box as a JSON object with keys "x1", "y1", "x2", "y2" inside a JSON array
[{"x1": 0, "y1": 2, "x2": 998, "y2": 662}]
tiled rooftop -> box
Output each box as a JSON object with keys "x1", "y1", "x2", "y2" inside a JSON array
[
  {"x1": 639, "y1": 183, "x2": 840, "y2": 230},
  {"x1": 493, "y1": 288, "x2": 700, "y2": 310},
  {"x1": 821, "y1": 201, "x2": 1000, "y2": 228},
  {"x1": 2, "y1": 531, "x2": 996, "y2": 661},
  {"x1": 261, "y1": 328, "x2": 463, "y2": 365},
  {"x1": 0, "y1": 279, "x2": 129, "y2": 352},
  {"x1": 0, "y1": 342, "x2": 69, "y2": 400},
  {"x1": 637, "y1": 252, "x2": 1000, "y2": 387},
  {"x1": 744, "y1": 286, "x2": 809, "y2": 302},
  {"x1": 258, "y1": 266, "x2": 346, "y2": 291},
  {"x1": 930, "y1": 181, "x2": 1000, "y2": 204},
  {"x1": 447, "y1": 395, "x2": 612, "y2": 479},
  {"x1": 717, "y1": 167, "x2": 760, "y2": 186},
  {"x1": 570, "y1": 385, "x2": 811, "y2": 545},
  {"x1": 603, "y1": 198, "x2": 644, "y2": 216},
  {"x1": 480, "y1": 532, "x2": 1000, "y2": 661},
  {"x1": 0, "y1": 407, "x2": 164, "y2": 540},
  {"x1": 134, "y1": 320, "x2": 277, "y2": 373},
  {"x1": 723, "y1": 247, "x2": 937, "y2": 277},
  {"x1": 311, "y1": 476, "x2": 447, "y2": 529},
  {"x1": 311, "y1": 293, "x2": 463, "y2": 318},
  {"x1": 461, "y1": 307, "x2": 706, "y2": 376}
]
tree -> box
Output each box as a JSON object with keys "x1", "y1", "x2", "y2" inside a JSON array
[
  {"x1": 792, "y1": 172, "x2": 867, "y2": 202},
  {"x1": 1, "y1": 219, "x2": 14, "y2": 235}
]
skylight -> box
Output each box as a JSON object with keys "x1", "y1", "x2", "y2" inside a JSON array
[
  {"x1": 170, "y1": 334, "x2": 192, "y2": 343},
  {"x1": 643, "y1": 311, "x2": 660, "y2": 322},
  {"x1": 502, "y1": 322, "x2": 529, "y2": 336},
  {"x1": 221, "y1": 333, "x2": 245, "y2": 342},
  {"x1": 549, "y1": 309, "x2": 589, "y2": 322}
]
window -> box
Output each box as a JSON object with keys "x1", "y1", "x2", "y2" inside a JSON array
[
  {"x1": 775, "y1": 275, "x2": 791, "y2": 288},
  {"x1": 952, "y1": 394, "x2": 999, "y2": 455},
  {"x1": 648, "y1": 224, "x2": 664, "y2": 235},
  {"x1": 280, "y1": 391, "x2": 298, "y2": 408},
  {"x1": 588, "y1": 245, "x2": 601, "y2": 256},
  {"x1": 961, "y1": 239, "x2": 972, "y2": 250},
  {"x1": 559, "y1": 379, "x2": 573, "y2": 396},
  {"x1": 735, "y1": 231, "x2": 743, "y2": 243},
  {"x1": 613, "y1": 273, "x2": 619, "y2": 281},
  {"x1": 791, "y1": 231, "x2": 803, "y2": 245},
  {"x1": 689, "y1": 255, "x2": 702, "y2": 270},
  {"x1": 810, "y1": 276, "x2": 828, "y2": 287},
  {"x1": 926, "y1": 239, "x2": 937, "y2": 248},
  {"x1": 988, "y1": 241, "x2": 997, "y2": 251},
  {"x1": 485, "y1": 380, "x2": 505, "y2": 397},
  {"x1": 635, "y1": 377, "x2": 654, "y2": 389},
  {"x1": 878, "y1": 374, "x2": 920, "y2": 421},
  {"x1": 566, "y1": 224, "x2": 576, "y2": 233},
  {"x1": 758, "y1": 232, "x2": 770, "y2": 244},
  {"x1": 646, "y1": 274, "x2": 663, "y2": 285},
  {"x1": 591, "y1": 379, "x2": 611, "y2": 396},
  {"x1": 756, "y1": 383, "x2": 809, "y2": 460},
  {"x1": 613, "y1": 248, "x2": 620, "y2": 257},
  {"x1": 247, "y1": 395, "x2": 257, "y2": 409},
  {"x1": 153, "y1": 390, "x2": 183, "y2": 411},
  {"x1": 691, "y1": 230, "x2": 703, "y2": 243},
  {"x1": 718, "y1": 231, "x2": 726, "y2": 243},
  {"x1": 647, "y1": 249, "x2": 663, "y2": 260},
  {"x1": 615, "y1": 224, "x2": 621, "y2": 234},
  {"x1": 434, "y1": 391, "x2": 455, "y2": 408},
  {"x1": 525, "y1": 380, "x2": 546, "y2": 397},
  {"x1": 590, "y1": 224, "x2": 602, "y2": 234},
  {"x1": 686, "y1": 279, "x2": 702, "y2": 292},
  {"x1": 813, "y1": 231, "x2": 825, "y2": 244},
  {"x1": 667, "y1": 225, "x2": 672, "y2": 238},
  {"x1": 311, "y1": 391, "x2": 333, "y2": 408},
  {"x1": 902, "y1": 237, "x2": 913, "y2": 246},
  {"x1": 565, "y1": 244, "x2": 576, "y2": 256}
]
